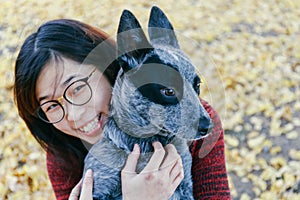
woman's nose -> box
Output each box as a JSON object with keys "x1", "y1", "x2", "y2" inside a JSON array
[{"x1": 65, "y1": 103, "x2": 85, "y2": 122}]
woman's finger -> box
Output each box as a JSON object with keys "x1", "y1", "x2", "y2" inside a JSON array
[
  {"x1": 169, "y1": 158, "x2": 183, "y2": 181},
  {"x1": 122, "y1": 144, "x2": 140, "y2": 174},
  {"x1": 142, "y1": 142, "x2": 165, "y2": 172},
  {"x1": 160, "y1": 144, "x2": 180, "y2": 170},
  {"x1": 170, "y1": 167, "x2": 184, "y2": 195},
  {"x1": 79, "y1": 169, "x2": 93, "y2": 200},
  {"x1": 68, "y1": 179, "x2": 82, "y2": 200}
]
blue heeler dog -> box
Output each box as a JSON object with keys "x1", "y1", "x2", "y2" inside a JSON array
[{"x1": 83, "y1": 6, "x2": 214, "y2": 200}]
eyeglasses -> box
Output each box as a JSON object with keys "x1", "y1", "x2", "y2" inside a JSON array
[{"x1": 35, "y1": 68, "x2": 97, "y2": 124}]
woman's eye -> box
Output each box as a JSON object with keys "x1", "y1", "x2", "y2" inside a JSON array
[
  {"x1": 45, "y1": 103, "x2": 59, "y2": 112},
  {"x1": 161, "y1": 88, "x2": 176, "y2": 96},
  {"x1": 72, "y1": 84, "x2": 86, "y2": 95}
]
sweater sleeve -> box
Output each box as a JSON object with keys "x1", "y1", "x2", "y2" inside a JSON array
[
  {"x1": 190, "y1": 99, "x2": 231, "y2": 199},
  {"x1": 46, "y1": 151, "x2": 82, "y2": 200}
]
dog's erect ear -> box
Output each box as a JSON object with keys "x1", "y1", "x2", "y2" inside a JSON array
[
  {"x1": 117, "y1": 9, "x2": 153, "y2": 72},
  {"x1": 148, "y1": 6, "x2": 179, "y2": 49}
]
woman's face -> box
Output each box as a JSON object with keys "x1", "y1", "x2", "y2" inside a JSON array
[{"x1": 36, "y1": 57, "x2": 112, "y2": 144}]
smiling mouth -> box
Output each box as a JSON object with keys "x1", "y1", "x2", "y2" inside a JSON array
[{"x1": 79, "y1": 114, "x2": 101, "y2": 133}]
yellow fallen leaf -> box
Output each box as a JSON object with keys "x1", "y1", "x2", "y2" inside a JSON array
[
  {"x1": 270, "y1": 156, "x2": 287, "y2": 169},
  {"x1": 289, "y1": 149, "x2": 300, "y2": 161},
  {"x1": 6, "y1": 190, "x2": 30, "y2": 200},
  {"x1": 294, "y1": 101, "x2": 300, "y2": 111},
  {"x1": 0, "y1": 182, "x2": 8, "y2": 198},
  {"x1": 252, "y1": 186, "x2": 261, "y2": 196},
  {"x1": 270, "y1": 146, "x2": 282, "y2": 155},
  {"x1": 235, "y1": 167, "x2": 248, "y2": 177},
  {"x1": 271, "y1": 179, "x2": 284, "y2": 192},
  {"x1": 286, "y1": 131, "x2": 299, "y2": 140},
  {"x1": 260, "y1": 191, "x2": 278, "y2": 200},
  {"x1": 240, "y1": 193, "x2": 251, "y2": 200},
  {"x1": 283, "y1": 172, "x2": 296, "y2": 188},
  {"x1": 247, "y1": 131, "x2": 259, "y2": 139},
  {"x1": 282, "y1": 123, "x2": 294, "y2": 133},
  {"x1": 247, "y1": 134, "x2": 266, "y2": 149},
  {"x1": 270, "y1": 118, "x2": 281, "y2": 136},
  {"x1": 282, "y1": 193, "x2": 300, "y2": 200},
  {"x1": 248, "y1": 174, "x2": 267, "y2": 191},
  {"x1": 225, "y1": 135, "x2": 239, "y2": 147},
  {"x1": 257, "y1": 158, "x2": 268, "y2": 169},
  {"x1": 261, "y1": 167, "x2": 277, "y2": 181},
  {"x1": 288, "y1": 161, "x2": 300, "y2": 171},
  {"x1": 292, "y1": 117, "x2": 300, "y2": 126}
]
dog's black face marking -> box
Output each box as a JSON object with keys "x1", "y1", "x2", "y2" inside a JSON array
[
  {"x1": 138, "y1": 84, "x2": 179, "y2": 105},
  {"x1": 128, "y1": 54, "x2": 183, "y2": 105}
]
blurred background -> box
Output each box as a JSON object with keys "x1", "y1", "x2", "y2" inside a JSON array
[{"x1": 0, "y1": 0, "x2": 300, "y2": 199}]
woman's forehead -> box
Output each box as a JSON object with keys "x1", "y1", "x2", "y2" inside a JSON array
[{"x1": 35, "y1": 57, "x2": 94, "y2": 102}]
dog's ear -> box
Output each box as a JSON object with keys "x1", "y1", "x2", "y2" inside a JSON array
[
  {"x1": 148, "y1": 6, "x2": 179, "y2": 49},
  {"x1": 117, "y1": 9, "x2": 153, "y2": 72}
]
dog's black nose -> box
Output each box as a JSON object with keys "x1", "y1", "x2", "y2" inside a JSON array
[{"x1": 198, "y1": 116, "x2": 214, "y2": 137}]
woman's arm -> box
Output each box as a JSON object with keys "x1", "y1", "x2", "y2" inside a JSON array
[
  {"x1": 47, "y1": 142, "x2": 183, "y2": 200},
  {"x1": 46, "y1": 151, "x2": 82, "y2": 200},
  {"x1": 190, "y1": 99, "x2": 231, "y2": 199}
]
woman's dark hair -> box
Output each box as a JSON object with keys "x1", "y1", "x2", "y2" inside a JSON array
[{"x1": 14, "y1": 19, "x2": 120, "y2": 172}]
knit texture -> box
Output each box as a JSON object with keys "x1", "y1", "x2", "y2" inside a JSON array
[
  {"x1": 46, "y1": 100, "x2": 230, "y2": 199},
  {"x1": 190, "y1": 99, "x2": 231, "y2": 199}
]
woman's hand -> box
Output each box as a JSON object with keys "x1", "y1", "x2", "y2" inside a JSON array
[
  {"x1": 69, "y1": 142, "x2": 184, "y2": 200},
  {"x1": 121, "y1": 142, "x2": 184, "y2": 200},
  {"x1": 69, "y1": 169, "x2": 93, "y2": 200}
]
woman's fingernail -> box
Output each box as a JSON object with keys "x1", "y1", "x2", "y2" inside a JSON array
[
  {"x1": 153, "y1": 141, "x2": 161, "y2": 148},
  {"x1": 133, "y1": 144, "x2": 139, "y2": 152},
  {"x1": 86, "y1": 169, "x2": 93, "y2": 177}
]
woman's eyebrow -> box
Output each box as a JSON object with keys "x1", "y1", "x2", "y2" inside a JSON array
[
  {"x1": 38, "y1": 96, "x2": 49, "y2": 103},
  {"x1": 62, "y1": 75, "x2": 79, "y2": 87},
  {"x1": 38, "y1": 74, "x2": 79, "y2": 102},
  {"x1": 37, "y1": 74, "x2": 81, "y2": 103}
]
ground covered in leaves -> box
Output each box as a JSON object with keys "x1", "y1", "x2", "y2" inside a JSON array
[{"x1": 1, "y1": 0, "x2": 300, "y2": 199}]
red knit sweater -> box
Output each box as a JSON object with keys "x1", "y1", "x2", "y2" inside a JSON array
[{"x1": 46, "y1": 99, "x2": 231, "y2": 199}]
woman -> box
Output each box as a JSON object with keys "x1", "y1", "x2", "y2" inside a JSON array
[{"x1": 14, "y1": 19, "x2": 231, "y2": 199}]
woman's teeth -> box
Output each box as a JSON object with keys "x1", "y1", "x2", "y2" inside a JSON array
[{"x1": 79, "y1": 116, "x2": 100, "y2": 133}]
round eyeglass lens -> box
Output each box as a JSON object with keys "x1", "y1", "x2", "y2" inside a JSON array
[
  {"x1": 38, "y1": 101, "x2": 65, "y2": 123},
  {"x1": 64, "y1": 80, "x2": 92, "y2": 106}
]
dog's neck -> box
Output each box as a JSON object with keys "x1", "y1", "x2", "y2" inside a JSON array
[{"x1": 103, "y1": 119, "x2": 175, "y2": 153}]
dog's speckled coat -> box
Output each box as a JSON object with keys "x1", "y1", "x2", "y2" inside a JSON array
[{"x1": 83, "y1": 6, "x2": 213, "y2": 200}]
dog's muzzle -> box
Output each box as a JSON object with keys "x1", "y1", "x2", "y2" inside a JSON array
[{"x1": 198, "y1": 118, "x2": 214, "y2": 138}]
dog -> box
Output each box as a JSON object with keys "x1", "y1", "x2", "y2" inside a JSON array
[{"x1": 83, "y1": 6, "x2": 213, "y2": 200}]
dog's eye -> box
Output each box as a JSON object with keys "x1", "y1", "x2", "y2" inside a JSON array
[
  {"x1": 160, "y1": 88, "x2": 176, "y2": 96},
  {"x1": 193, "y1": 76, "x2": 201, "y2": 95}
]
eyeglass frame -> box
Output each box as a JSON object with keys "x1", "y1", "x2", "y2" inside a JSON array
[{"x1": 35, "y1": 68, "x2": 97, "y2": 124}]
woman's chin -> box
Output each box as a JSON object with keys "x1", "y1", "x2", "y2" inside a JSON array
[{"x1": 78, "y1": 126, "x2": 103, "y2": 145}]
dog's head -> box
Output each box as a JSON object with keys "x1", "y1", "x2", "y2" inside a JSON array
[{"x1": 111, "y1": 6, "x2": 213, "y2": 140}]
